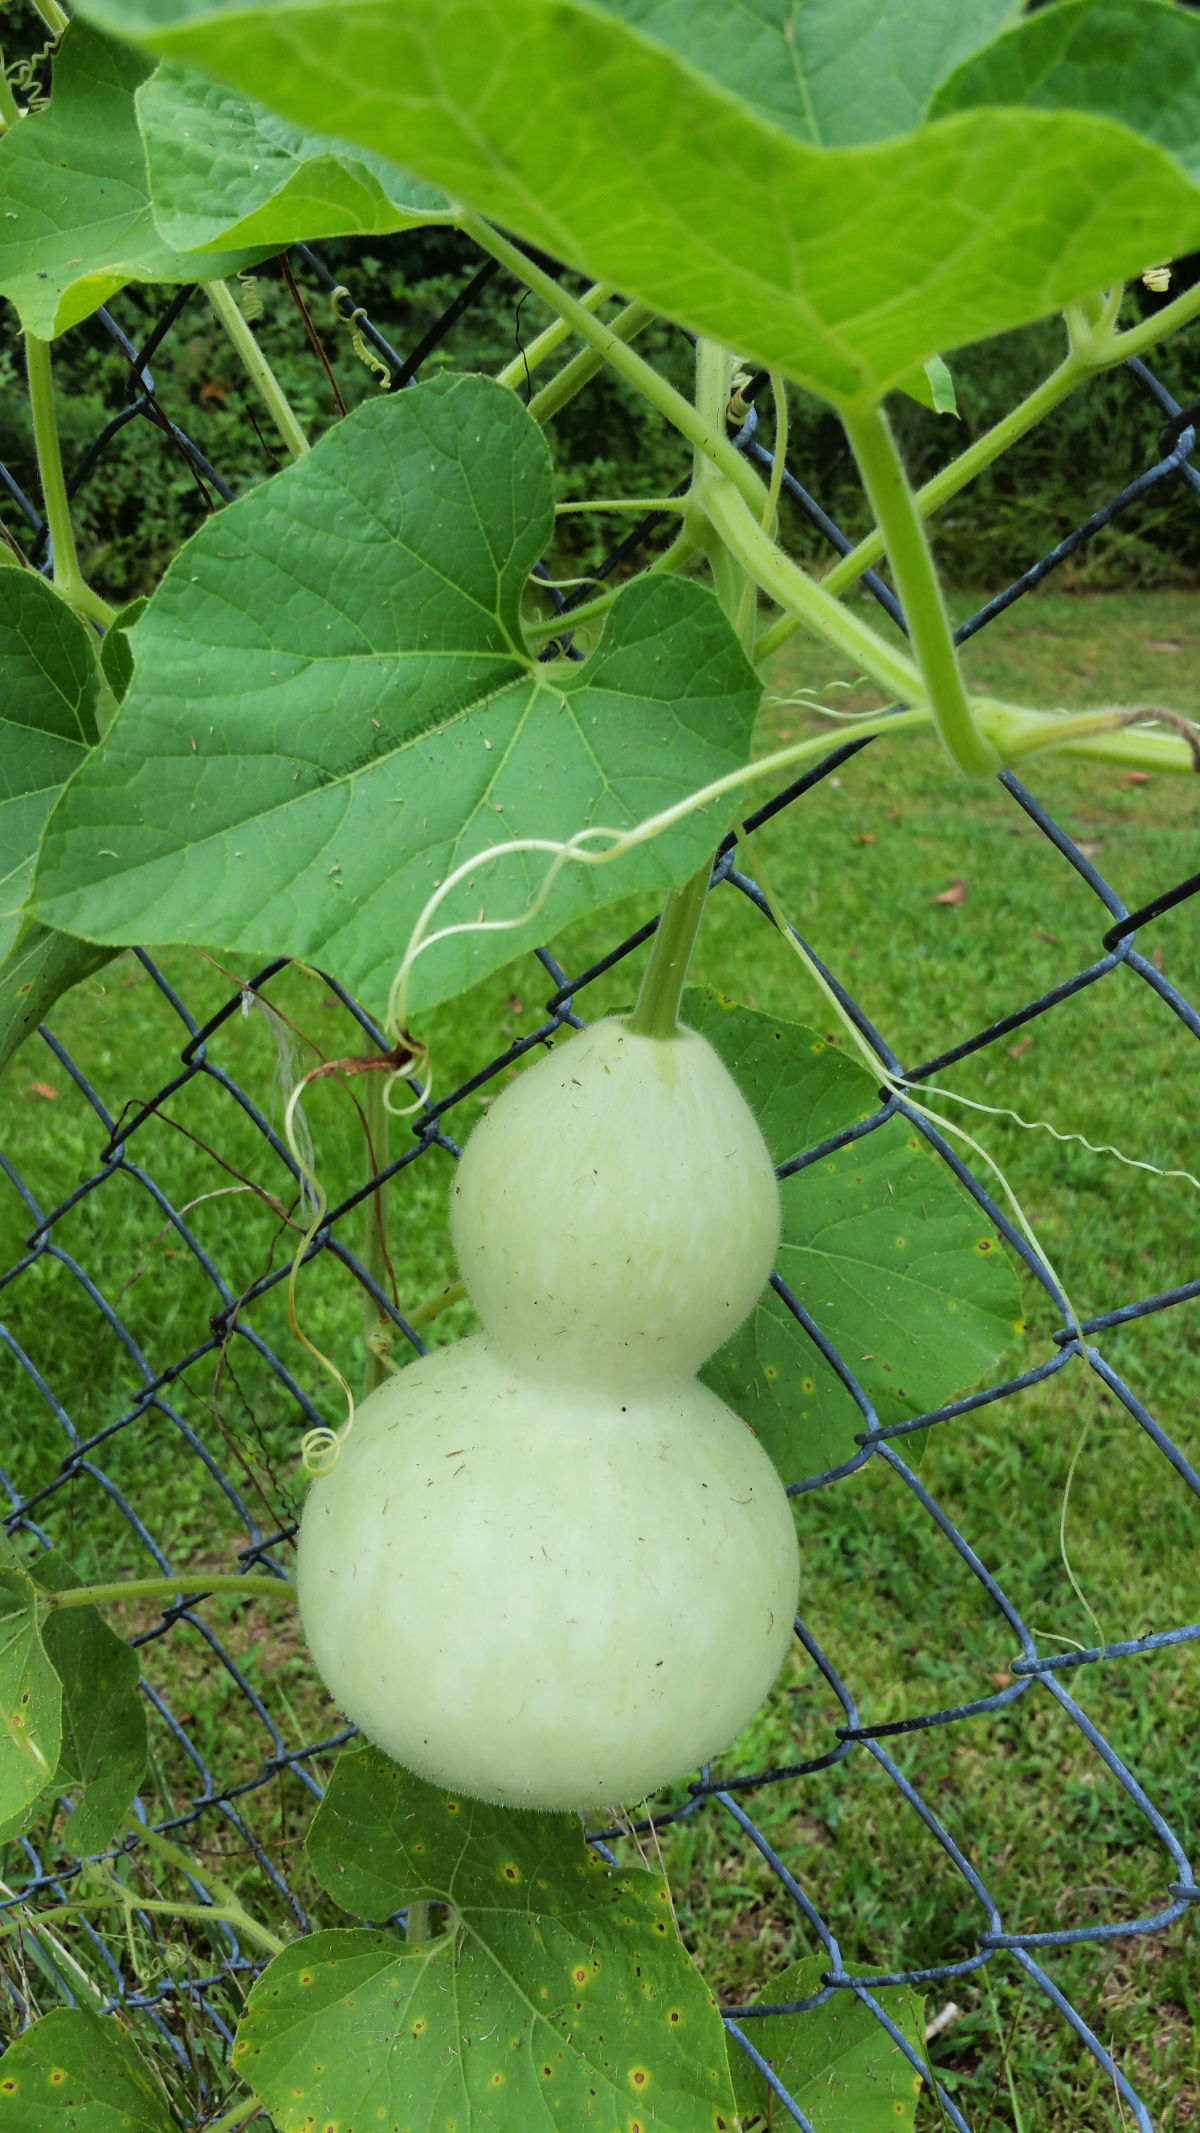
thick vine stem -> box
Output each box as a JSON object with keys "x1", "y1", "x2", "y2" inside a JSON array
[
  {"x1": 201, "y1": 2098, "x2": 265, "y2": 2133},
  {"x1": 839, "y1": 400, "x2": 997, "y2": 774},
  {"x1": 702, "y1": 475, "x2": 925, "y2": 706},
  {"x1": 977, "y1": 698, "x2": 1200, "y2": 775},
  {"x1": 362, "y1": 1071, "x2": 392, "y2": 1398},
  {"x1": 628, "y1": 863, "x2": 711, "y2": 1041},
  {"x1": 459, "y1": 213, "x2": 768, "y2": 517},
  {"x1": 25, "y1": 335, "x2": 115, "y2": 627},
  {"x1": 29, "y1": 0, "x2": 67, "y2": 33},
  {"x1": 122, "y1": 1814, "x2": 286, "y2": 1953},
  {"x1": 527, "y1": 301, "x2": 656, "y2": 425},
  {"x1": 0, "y1": 1893, "x2": 286, "y2": 1960},
  {"x1": 495, "y1": 277, "x2": 612, "y2": 390},
  {"x1": 756, "y1": 277, "x2": 1200, "y2": 664},
  {"x1": 205, "y1": 278, "x2": 309, "y2": 461},
  {"x1": 41, "y1": 1573, "x2": 294, "y2": 1610}
]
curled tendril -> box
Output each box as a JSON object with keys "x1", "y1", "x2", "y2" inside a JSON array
[{"x1": 331, "y1": 286, "x2": 392, "y2": 387}]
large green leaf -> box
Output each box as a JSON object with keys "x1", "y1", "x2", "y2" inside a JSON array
[
  {"x1": 73, "y1": 0, "x2": 1200, "y2": 402},
  {"x1": 0, "y1": 2006, "x2": 174, "y2": 2131},
  {"x1": 730, "y1": 1957, "x2": 925, "y2": 2133},
  {"x1": 687, "y1": 993, "x2": 1023, "y2": 1482},
  {"x1": 0, "y1": 19, "x2": 271, "y2": 338},
  {"x1": 35, "y1": 1553, "x2": 147, "y2": 1857},
  {"x1": 33, "y1": 374, "x2": 760, "y2": 1020},
  {"x1": 0, "y1": 573, "x2": 99, "y2": 965},
  {"x1": 232, "y1": 1746, "x2": 739, "y2": 2133},
  {"x1": 594, "y1": 0, "x2": 1021, "y2": 144},
  {"x1": 932, "y1": 0, "x2": 1200, "y2": 180},
  {"x1": 0, "y1": 922, "x2": 118, "y2": 1084},
  {"x1": 138, "y1": 60, "x2": 454, "y2": 252},
  {"x1": 0, "y1": 1557, "x2": 62, "y2": 1837}
]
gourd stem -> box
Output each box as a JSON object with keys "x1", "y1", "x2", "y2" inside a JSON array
[
  {"x1": 629, "y1": 863, "x2": 710, "y2": 1041},
  {"x1": 25, "y1": 334, "x2": 115, "y2": 627},
  {"x1": 406, "y1": 1899, "x2": 431, "y2": 1945},
  {"x1": 838, "y1": 399, "x2": 997, "y2": 775},
  {"x1": 362, "y1": 1071, "x2": 392, "y2": 1398},
  {"x1": 204, "y1": 277, "x2": 309, "y2": 461},
  {"x1": 42, "y1": 1574, "x2": 293, "y2": 1609}
]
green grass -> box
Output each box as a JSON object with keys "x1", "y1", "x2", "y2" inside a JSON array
[{"x1": 1, "y1": 588, "x2": 1197, "y2": 2128}]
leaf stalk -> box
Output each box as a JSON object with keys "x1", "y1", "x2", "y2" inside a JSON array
[
  {"x1": 205, "y1": 278, "x2": 309, "y2": 461},
  {"x1": 24, "y1": 334, "x2": 115, "y2": 627},
  {"x1": 838, "y1": 399, "x2": 997, "y2": 774},
  {"x1": 628, "y1": 863, "x2": 711, "y2": 1042},
  {"x1": 460, "y1": 214, "x2": 767, "y2": 516}
]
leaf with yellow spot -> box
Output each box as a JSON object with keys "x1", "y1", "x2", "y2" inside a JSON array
[
  {"x1": 688, "y1": 993, "x2": 1021, "y2": 1482},
  {"x1": 729, "y1": 1958, "x2": 926, "y2": 2132},
  {"x1": 0, "y1": 2005, "x2": 174, "y2": 2129},
  {"x1": 234, "y1": 1749, "x2": 738, "y2": 2132},
  {"x1": 0, "y1": 1545, "x2": 62, "y2": 1841}
]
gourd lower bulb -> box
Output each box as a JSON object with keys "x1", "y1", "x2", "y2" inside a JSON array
[{"x1": 298, "y1": 1017, "x2": 800, "y2": 1808}]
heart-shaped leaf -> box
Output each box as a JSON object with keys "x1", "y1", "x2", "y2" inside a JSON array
[
  {"x1": 0, "y1": 2006, "x2": 174, "y2": 2130},
  {"x1": 0, "y1": 923, "x2": 118, "y2": 1084},
  {"x1": 931, "y1": 0, "x2": 1200, "y2": 181},
  {"x1": 73, "y1": 0, "x2": 1200, "y2": 402},
  {"x1": 0, "y1": 1555, "x2": 62, "y2": 1836},
  {"x1": 138, "y1": 60, "x2": 453, "y2": 252},
  {"x1": 232, "y1": 1746, "x2": 739, "y2": 2133},
  {"x1": 0, "y1": 19, "x2": 272, "y2": 338},
  {"x1": 34, "y1": 373, "x2": 760, "y2": 1020},
  {"x1": 687, "y1": 993, "x2": 1023, "y2": 1482},
  {"x1": 729, "y1": 1956, "x2": 926, "y2": 2133},
  {"x1": 593, "y1": 0, "x2": 1020, "y2": 146},
  {"x1": 34, "y1": 1552, "x2": 147, "y2": 1857},
  {"x1": 1, "y1": 572, "x2": 100, "y2": 964}
]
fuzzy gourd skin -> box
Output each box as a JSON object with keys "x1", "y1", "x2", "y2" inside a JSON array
[
  {"x1": 298, "y1": 1335, "x2": 798, "y2": 1808},
  {"x1": 451, "y1": 1017, "x2": 781, "y2": 1385},
  {"x1": 298, "y1": 1015, "x2": 799, "y2": 1808}
]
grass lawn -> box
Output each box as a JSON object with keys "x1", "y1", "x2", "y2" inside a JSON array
[{"x1": 1, "y1": 586, "x2": 1197, "y2": 2129}]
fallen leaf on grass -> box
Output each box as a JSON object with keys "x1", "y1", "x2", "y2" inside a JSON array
[
  {"x1": 1008, "y1": 1037, "x2": 1033, "y2": 1059},
  {"x1": 1076, "y1": 841, "x2": 1102, "y2": 858},
  {"x1": 884, "y1": 809, "x2": 902, "y2": 821},
  {"x1": 932, "y1": 877, "x2": 966, "y2": 906},
  {"x1": 28, "y1": 1082, "x2": 58, "y2": 1099},
  {"x1": 1032, "y1": 929, "x2": 1059, "y2": 945},
  {"x1": 1153, "y1": 947, "x2": 1165, "y2": 974},
  {"x1": 854, "y1": 832, "x2": 876, "y2": 845},
  {"x1": 505, "y1": 994, "x2": 523, "y2": 1014},
  {"x1": 1120, "y1": 771, "x2": 1151, "y2": 787},
  {"x1": 987, "y1": 1671, "x2": 1014, "y2": 1689}
]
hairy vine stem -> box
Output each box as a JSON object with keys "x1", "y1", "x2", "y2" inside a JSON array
[
  {"x1": 24, "y1": 334, "x2": 115, "y2": 627},
  {"x1": 494, "y1": 275, "x2": 613, "y2": 388},
  {"x1": 41, "y1": 1573, "x2": 294, "y2": 1610},
  {"x1": 757, "y1": 277, "x2": 1200, "y2": 662},
  {"x1": 460, "y1": 213, "x2": 768, "y2": 518},
  {"x1": 839, "y1": 399, "x2": 997, "y2": 774},
  {"x1": 205, "y1": 278, "x2": 309, "y2": 461}
]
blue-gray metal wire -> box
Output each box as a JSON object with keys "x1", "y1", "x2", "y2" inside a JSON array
[{"x1": 1, "y1": 245, "x2": 1198, "y2": 2133}]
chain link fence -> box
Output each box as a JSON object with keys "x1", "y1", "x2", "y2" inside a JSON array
[{"x1": 1, "y1": 244, "x2": 1198, "y2": 2131}]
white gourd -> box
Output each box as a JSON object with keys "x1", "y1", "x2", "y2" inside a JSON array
[{"x1": 298, "y1": 1016, "x2": 800, "y2": 1808}]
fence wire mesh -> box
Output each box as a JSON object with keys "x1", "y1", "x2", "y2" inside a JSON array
[{"x1": 1, "y1": 243, "x2": 1198, "y2": 2133}]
